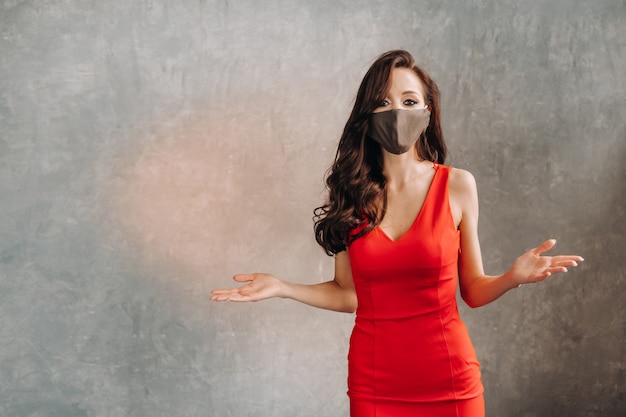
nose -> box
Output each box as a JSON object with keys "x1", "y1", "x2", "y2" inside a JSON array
[{"x1": 389, "y1": 98, "x2": 403, "y2": 110}]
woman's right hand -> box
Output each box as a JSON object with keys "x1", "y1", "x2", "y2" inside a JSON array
[{"x1": 210, "y1": 273, "x2": 284, "y2": 302}]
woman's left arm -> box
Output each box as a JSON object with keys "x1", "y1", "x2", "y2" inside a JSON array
[{"x1": 450, "y1": 168, "x2": 584, "y2": 308}]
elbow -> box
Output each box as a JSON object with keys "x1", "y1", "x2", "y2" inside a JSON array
[
  {"x1": 460, "y1": 278, "x2": 486, "y2": 308},
  {"x1": 345, "y1": 298, "x2": 357, "y2": 314},
  {"x1": 332, "y1": 280, "x2": 357, "y2": 313},
  {"x1": 342, "y1": 292, "x2": 358, "y2": 314},
  {"x1": 464, "y1": 300, "x2": 482, "y2": 309},
  {"x1": 460, "y1": 291, "x2": 483, "y2": 309}
]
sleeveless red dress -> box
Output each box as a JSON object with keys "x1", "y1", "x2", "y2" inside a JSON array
[{"x1": 347, "y1": 164, "x2": 484, "y2": 417}]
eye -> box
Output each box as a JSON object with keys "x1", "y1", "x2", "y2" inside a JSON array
[
  {"x1": 378, "y1": 99, "x2": 390, "y2": 107},
  {"x1": 404, "y1": 99, "x2": 418, "y2": 106}
]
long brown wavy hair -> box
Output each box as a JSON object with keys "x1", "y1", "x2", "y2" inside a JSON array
[{"x1": 313, "y1": 50, "x2": 447, "y2": 255}]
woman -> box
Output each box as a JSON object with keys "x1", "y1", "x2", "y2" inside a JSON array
[{"x1": 211, "y1": 50, "x2": 583, "y2": 417}]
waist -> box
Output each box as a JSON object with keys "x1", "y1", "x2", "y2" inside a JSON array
[{"x1": 353, "y1": 276, "x2": 460, "y2": 321}]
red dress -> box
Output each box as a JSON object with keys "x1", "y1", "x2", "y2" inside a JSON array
[{"x1": 347, "y1": 164, "x2": 484, "y2": 417}]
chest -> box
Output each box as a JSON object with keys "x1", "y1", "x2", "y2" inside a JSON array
[{"x1": 379, "y1": 174, "x2": 435, "y2": 242}]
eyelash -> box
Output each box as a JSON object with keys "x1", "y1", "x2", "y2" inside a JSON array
[{"x1": 379, "y1": 99, "x2": 420, "y2": 107}]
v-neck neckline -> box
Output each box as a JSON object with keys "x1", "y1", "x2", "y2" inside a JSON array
[{"x1": 377, "y1": 165, "x2": 440, "y2": 243}]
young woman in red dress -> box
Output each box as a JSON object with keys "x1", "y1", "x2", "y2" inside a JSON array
[{"x1": 211, "y1": 50, "x2": 583, "y2": 417}]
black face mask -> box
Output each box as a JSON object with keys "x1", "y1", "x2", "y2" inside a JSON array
[{"x1": 367, "y1": 108, "x2": 431, "y2": 154}]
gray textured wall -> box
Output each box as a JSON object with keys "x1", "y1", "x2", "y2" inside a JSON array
[{"x1": 1, "y1": 1, "x2": 624, "y2": 416}]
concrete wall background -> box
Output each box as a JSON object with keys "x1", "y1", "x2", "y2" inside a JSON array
[{"x1": 1, "y1": 1, "x2": 624, "y2": 416}]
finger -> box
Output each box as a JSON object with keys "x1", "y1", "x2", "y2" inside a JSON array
[
  {"x1": 532, "y1": 239, "x2": 557, "y2": 256},
  {"x1": 211, "y1": 288, "x2": 240, "y2": 296},
  {"x1": 211, "y1": 285, "x2": 253, "y2": 297},
  {"x1": 210, "y1": 289, "x2": 240, "y2": 301},
  {"x1": 550, "y1": 255, "x2": 585, "y2": 268},
  {"x1": 547, "y1": 266, "x2": 569, "y2": 274},
  {"x1": 210, "y1": 292, "x2": 234, "y2": 301},
  {"x1": 550, "y1": 259, "x2": 580, "y2": 268},
  {"x1": 211, "y1": 287, "x2": 256, "y2": 301},
  {"x1": 224, "y1": 294, "x2": 255, "y2": 302},
  {"x1": 233, "y1": 273, "x2": 255, "y2": 283},
  {"x1": 212, "y1": 294, "x2": 247, "y2": 302},
  {"x1": 211, "y1": 287, "x2": 253, "y2": 301},
  {"x1": 552, "y1": 255, "x2": 585, "y2": 263}
]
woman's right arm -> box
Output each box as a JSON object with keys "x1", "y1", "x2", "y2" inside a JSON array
[{"x1": 210, "y1": 250, "x2": 357, "y2": 313}]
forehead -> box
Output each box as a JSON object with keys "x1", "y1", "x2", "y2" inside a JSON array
[{"x1": 387, "y1": 67, "x2": 425, "y2": 96}]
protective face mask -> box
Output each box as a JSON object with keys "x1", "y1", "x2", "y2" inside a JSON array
[{"x1": 367, "y1": 108, "x2": 431, "y2": 155}]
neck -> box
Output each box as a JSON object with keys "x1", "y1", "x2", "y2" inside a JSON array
[{"x1": 382, "y1": 148, "x2": 432, "y2": 187}]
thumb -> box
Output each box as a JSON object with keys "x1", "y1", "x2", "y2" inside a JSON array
[
  {"x1": 532, "y1": 239, "x2": 557, "y2": 256},
  {"x1": 233, "y1": 273, "x2": 255, "y2": 283}
]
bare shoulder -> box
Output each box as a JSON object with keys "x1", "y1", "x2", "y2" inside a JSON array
[
  {"x1": 448, "y1": 167, "x2": 477, "y2": 196},
  {"x1": 448, "y1": 167, "x2": 479, "y2": 226}
]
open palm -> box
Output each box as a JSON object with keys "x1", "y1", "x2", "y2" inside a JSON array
[
  {"x1": 510, "y1": 239, "x2": 583, "y2": 285},
  {"x1": 210, "y1": 273, "x2": 283, "y2": 302}
]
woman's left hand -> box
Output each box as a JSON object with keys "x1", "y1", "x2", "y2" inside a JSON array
[{"x1": 509, "y1": 239, "x2": 584, "y2": 286}]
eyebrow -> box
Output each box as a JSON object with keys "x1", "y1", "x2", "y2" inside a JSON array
[{"x1": 402, "y1": 90, "x2": 422, "y2": 96}]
